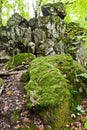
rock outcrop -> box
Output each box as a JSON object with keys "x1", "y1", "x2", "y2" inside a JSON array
[
  {"x1": 0, "y1": 2, "x2": 86, "y2": 66},
  {"x1": 0, "y1": 2, "x2": 66, "y2": 57}
]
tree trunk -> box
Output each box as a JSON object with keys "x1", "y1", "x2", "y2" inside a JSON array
[{"x1": 0, "y1": 1, "x2": 2, "y2": 26}]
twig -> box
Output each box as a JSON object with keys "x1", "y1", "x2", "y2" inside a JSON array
[{"x1": 0, "y1": 84, "x2": 4, "y2": 95}]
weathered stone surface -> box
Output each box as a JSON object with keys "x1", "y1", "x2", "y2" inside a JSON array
[
  {"x1": 1, "y1": 25, "x2": 32, "y2": 55},
  {"x1": 32, "y1": 15, "x2": 66, "y2": 56},
  {"x1": 54, "y1": 40, "x2": 65, "y2": 54},
  {"x1": 7, "y1": 13, "x2": 29, "y2": 27},
  {"x1": 41, "y1": 2, "x2": 66, "y2": 19},
  {"x1": 0, "y1": 2, "x2": 66, "y2": 56},
  {"x1": 28, "y1": 18, "x2": 38, "y2": 30}
]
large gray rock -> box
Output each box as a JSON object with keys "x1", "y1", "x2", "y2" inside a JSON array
[
  {"x1": 1, "y1": 25, "x2": 32, "y2": 55},
  {"x1": 0, "y1": 2, "x2": 67, "y2": 56},
  {"x1": 32, "y1": 15, "x2": 66, "y2": 56},
  {"x1": 0, "y1": 13, "x2": 33, "y2": 55}
]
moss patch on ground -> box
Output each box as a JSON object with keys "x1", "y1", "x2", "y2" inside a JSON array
[
  {"x1": 25, "y1": 54, "x2": 86, "y2": 129},
  {"x1": 4, "y1": 53, "x2": 36, "y2": 70},
  {"x1": 10, "y1": 110, "x2": 20, "y2": 123}
]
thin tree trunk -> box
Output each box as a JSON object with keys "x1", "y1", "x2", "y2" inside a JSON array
[{"x1": 0, "y1": 1, "x2": 2, "y2": 26}]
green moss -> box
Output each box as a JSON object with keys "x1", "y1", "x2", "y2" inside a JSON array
[
  {"x1": 21, "y1": 121, "x2": 35, "y2": 130},
  {"x1": 20, "y1": 71, "x2": 30, "y2": 82},
  {"x1": 28, "y1": 54, "x2": 85, "y2": 89},
  {"x1": 40, "y1": 98, "x2": 71, "y2": 130},
  {"x1": 5, "y1": 53, "x2": 36, "y2": 70},
  {"x1": 10, "y1": 110, "x2": 20, "y2": 123},
  {"x1": 25, "y1": 60, "x2": 70, "y2": 108}
]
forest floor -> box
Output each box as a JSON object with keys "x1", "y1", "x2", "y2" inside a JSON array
[{"x1": 0, "y1": 51, "x2": 87, "y2": 130}]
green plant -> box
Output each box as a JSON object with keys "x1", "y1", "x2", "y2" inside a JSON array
[
  {"x1": 84, "y1": 121, "x2": 87, "y2": 129},
  {"x1": 78, "y1": 73, "x2": 87, "y2": 78}
]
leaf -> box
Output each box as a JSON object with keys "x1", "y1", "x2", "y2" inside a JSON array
[
  {"x1": 84, "y1": 121, "x2": 87, "y2": 129},
  {"x1": 76, "y1": 105, "x2": 82, "y2": 111},
  {"x1": 7, "y1": 90, "x2": 12, "y2": 95}
]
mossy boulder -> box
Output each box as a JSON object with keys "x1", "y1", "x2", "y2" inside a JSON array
[
  {"x1": 25, "y1": 54, "x2": 86, "y2": 129},
  {"x1": 5, "y1": 53, "x2": 36, "y2": 70}
]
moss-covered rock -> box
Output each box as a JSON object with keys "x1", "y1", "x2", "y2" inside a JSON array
[
  {"x1": 25, "y1": 54, "x2": 86, "y2": 129},
  {"x1": 5, "y1": 53, "x2": 36, "y2": 70}
]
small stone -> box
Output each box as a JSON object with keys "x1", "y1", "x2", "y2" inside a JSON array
[
  {"x1": 21, "y1": 111, "x2": 28, "y2": 116},
  {"x1": 17, "y1": 121, "x2": 20, "y2": 123},
  {"x1": 23, "y1": 117, "x2": 31, "y2": 123},
  {"x1": 71, "y1": 113, "x2": 76, "y2": 118},
  {"x1": 66, "y1": 124, "x2": 70, "y2": 128},
  {"x1": 14, "y1": 124, "x2": 21, "y2": 129},
  {"x1": 3, "y1": 106, "x2": 9, "y2": 113}
]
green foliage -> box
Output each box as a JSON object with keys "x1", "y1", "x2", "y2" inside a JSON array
[
  {"x1": 1, "y1": 0, "x2": 30, "y2": 25},
  {"x1": 1, "y1": 0, "x2": 87, "y2": 28},
  {"x1": 78, "y1": 73, "x2": 87, "y2": 79},
  {"x1": 62, "y1": 0, "x2": 87, "y2": 28},
  {"x1": 84, "y1": 121, "x2": 87, "y2": 129}
]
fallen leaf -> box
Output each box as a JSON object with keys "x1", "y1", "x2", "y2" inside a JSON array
[
  {"x1": 38, "y1": 125, "x2": 44, "y2": 130},
  {"x1": 14, "y1": 124, "x2": 21, "y2": 129},
  {"x1": 7, "y1": 90, "x2": 12, "y2": 95}
]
